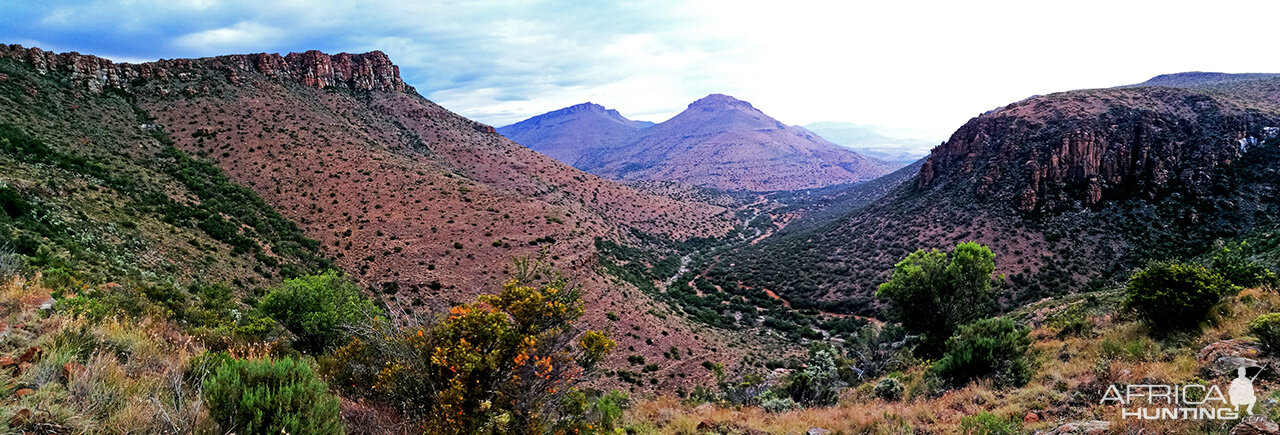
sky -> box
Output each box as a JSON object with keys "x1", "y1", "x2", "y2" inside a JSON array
[{"x1": 3, "y1": 0, "x2": 1280, "y2": 140}]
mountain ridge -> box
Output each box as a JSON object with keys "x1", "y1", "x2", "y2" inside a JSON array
[{"x1": 504, "y1": 94, "x2": 894, "y2": 191}]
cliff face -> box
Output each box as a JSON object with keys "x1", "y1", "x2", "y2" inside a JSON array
[
  {"x1": 0, "y1": 44, "x2": 406, "y2": 93},
  {"x1": 917, "y1": 88, "x2": 1279, "y2": 212}
]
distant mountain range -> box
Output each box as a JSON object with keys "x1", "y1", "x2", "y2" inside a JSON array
[
  {"x1": 800, "y1": 122, "x2": 938, "y2": 164},
  {"x1": 499, "y1": 95, "x2": 895, "y2": 191}
]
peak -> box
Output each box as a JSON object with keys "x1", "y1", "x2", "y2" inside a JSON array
[
  {"x1": 562, "y1": 102, "x2": 607, "y2": 112},
  {"x1": 688, "y1": 94, "x2": 755, "y2": 110},
  {"x1": 0, "y1": 44, "x2": 406, "y2": 93}
]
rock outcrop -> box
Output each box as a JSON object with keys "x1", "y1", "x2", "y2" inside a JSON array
[
  {"x1": 0, "y1": 44, "x2": 406, "y2": 93},
  {"x1": 916, "y1": 87, "x2": 1280, "y2": 212}
]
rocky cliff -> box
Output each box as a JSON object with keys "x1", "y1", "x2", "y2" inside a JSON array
[
  {"x1": 0, "y1": 44, "x2": 406, "y2": 93},
  {"x1": 917, "y1": 87, "x2": 1280, "y2": 212}
]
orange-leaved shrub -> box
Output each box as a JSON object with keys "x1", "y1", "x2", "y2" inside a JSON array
[{"x1": 322, "y1": 256, "x2": 616, "y2": 434}]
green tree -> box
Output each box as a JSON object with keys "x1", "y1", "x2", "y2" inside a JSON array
[
  {"x1": 202, "y1": 357, "x2": 343, "y2": 435},
  {"x1": 782, "y1": 345, "x2": 846, "y2": 406},
  {"x1": 876, "y1": 242, "x2": 1000, "y2": 357},
  {"x1": 1124, "y1": 261, "x2": 1236, "y2": 334},
  {"x1": 1212, "y1": 241, "x2": 1276, "y2": 288},
  {"x1": 932, "y1": 317, "x2": 1031, "y2": 388},
  {"x1": 260, "y1": 270, "x2": 381, "y2": 353}
]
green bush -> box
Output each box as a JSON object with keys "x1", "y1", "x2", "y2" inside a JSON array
[
  {"x1": 757, "y1": 389, "x2": 800, "y2": 413},
  {"x1": 1212, "y1": 241, "x2": 1277, "y2": 288},
  {"x1": 932, "y1": 317, "x2": 1031, "y2": 388},
  {"x1": 874, "y1": 377, "x2": 904, "y2": 401},
  {"x1": 202, "y1": 358, "x2": 343, "y2": 435},
  {"x1": 1123, "y1": 261, "x2": 1236, "y2": 334},
  {"x1": 260, "y1": 271, "x2": 381, "y2": 353},
  {"x1": 782, "y1": 346, "x2": 846, "y2": 406},
  {"x1": 876, "y1": 242, "x2": 999, "y2": 357},
  {"x1": 1250, "y1": 313, "x2": 1280, "y2": 353},
  {"x1": 959, "y1": 412, "x2": 1022, "y2": 435}
]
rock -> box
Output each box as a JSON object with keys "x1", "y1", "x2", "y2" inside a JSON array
[
  {"x1": 17, "y1": 347, "x2": 40, "y2": 365},
  {"x1": 1211, "y1": 356, "x2": 1261, "y2": 377},
  {"x1": 696, "y1": 420, "x2": 715, "y2": 431},
  {"x1": 62, "y1": 362, "x2": 85, "y2": 380},
  {"x1": 694, "y1": 402, "x2": 714, "y2": 412},
  {"x1": 1200, "y1": 339, "x2": 1264, "y2": 365},
  {"x1": 807, "y1": 428, "x2": 832, "y2": 435},
  {"x1": 0, "y1": 44, "x2": 406, "y2": 94},
  {"x1": 1231, "y1": 414, "x2": 1280, "y2": 435},
  {"x1": 14, "y1": 388, "x2": 34, "y2": 398},
  {"x1": 1024, "y1": 411, "x2": 1040, "y2": 424},
  {"x1": 1044, "y1": 420, "x2": 1110, "y2": 435},
  {"x1": 0, "y1": 357, "x2": 14, "y2": 367},
  {"x1": 7, "y1": 408, "x2": 30, "y2": 426}
]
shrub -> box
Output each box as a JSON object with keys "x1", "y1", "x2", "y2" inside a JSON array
[
  {"x1": 1212, "y1": 241, "x2": 1277, "y2": 288},
  {"x1": 325, "y1": 256, "x2": 614, "y2": 434},
  {"x1": 959, "y1": 412, "x2": 1021, "y2": 435},
  {"x1": 1123, "y1": 261, "x2": 1236, "y2": 334},
  {"x1": 932, "y1": 317, "x2": 1031, "y2": 388},
  {"x1": 876, "y1": 242, "x2": 1000, "y2": 357},
  {"x1": 758, "y1": 389, "x2": 801, "y2": 413},
  {"x1": 874, "y1": 377, "x2": 904, "y2": 401},
  {"x1": 782, "y1": 346, "x2": 846, "y2": 406},
  {"x1": 202, "y1": 357, "x2": 343, "y2": 435},
  {"x1": 1250, "y1": 313, "x2": 1280, "y2": 353},
  {"x1": 260, "y1": 271, "x2": 381, "y2": 353}
]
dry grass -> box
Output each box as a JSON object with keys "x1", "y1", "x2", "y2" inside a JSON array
[
  {"x1": 0, "y1": 279, "x2": 208, "y2": 434},
  {"x1": 621, "y1": 288, "x2": 1280, "y2": 434}
]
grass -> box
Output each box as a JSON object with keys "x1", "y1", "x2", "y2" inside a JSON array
[
  {"x1": 618, "y1": 287, "x2": 1280, "y2": 434},
  {"x1": 0, "y1": 277, "x2": 208, "y2": 434}
]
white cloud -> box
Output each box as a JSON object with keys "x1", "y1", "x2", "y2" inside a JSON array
[{"x1": 172, "y1": 21, "x2": 285, "y2": 54}]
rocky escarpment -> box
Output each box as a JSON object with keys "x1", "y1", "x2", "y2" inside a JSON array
[
  {"x1": 917, "y1": 87, "x2": 1280, "y2": 212},
  {"x1": 0, "y1": 44, "x2": 406, "y2": 93}
]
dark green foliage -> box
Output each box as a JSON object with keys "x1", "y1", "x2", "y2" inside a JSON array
[
  {"x1": 873, "y1": 377, "x2": 904, "y2": 401},
  {"x1": 1249, "y1": 313, "x2": 1280, "y2": 353},
  {"x1": 260, "y1": 271, "x2": 381, "y2": 353},
  {"x1": 203, "y1": 357, "x2": 343, "y2": 435},
  {"x1": 1212, "y1": 241, "x2": 1276, "y2": 288},
  {"x1": 876, "y1": 242, "x2": 1000, "y2": 357},
  {"x1": 932, "y1": 317, "x2": 1031, "y2": 388},
  {"x1": 1123, "y1": 261, "x2": 1236, "y2": 333}
]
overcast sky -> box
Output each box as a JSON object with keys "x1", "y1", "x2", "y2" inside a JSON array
[{"x1": 3, "y1": 0, "x2": 1279, "y2": 139}]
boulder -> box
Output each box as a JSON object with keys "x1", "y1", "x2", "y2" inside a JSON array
[
  {"x1": 1210, "y1": 356, "x2": 1262, "y2": 377},
  {"x1": 14, "y1": 388, "x2": 34, "y2": 398},
  {"x1": 807, "y1": 428, "x2": 832, "y2": 435},
  {"x1": 1231, "y1": 415, "x2": 1280, "y2": 435},
  {"x1": 1024, "y1": 411, "x2": 1040, "y2": 424},
  {"x1": 1199, "y1": 339, "x2": 1264, "y2": 366}
]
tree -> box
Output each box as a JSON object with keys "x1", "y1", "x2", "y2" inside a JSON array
[
  {"x1": 260, "y1": 270, "x2": 381, "y2": 354},
  {"x1": 1212, "y1": 241, "x2": 1276, "y2": 288},
  {"x1": 876, "y1": 242, "x2": 1000, "y2": 357},
  {"x1": 1124, "y1": 261, "x2": 1236, "y2": 334},
  {"x1": 202, "y1": 357, "x2": 343, "y2": 435}
]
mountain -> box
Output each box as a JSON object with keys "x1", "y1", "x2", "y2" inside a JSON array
[
  {"x1": 0, "y1": 45, "x2": 779, "y2": 391},
  {"x1": 1125, "y1": 71, "x2": 1280, "y2": 88},
  {"x1": 720, "y1": 75, "x2": 1280, "y2": 316},
  {"x1": 504, "y1": 94, "x2": 895, "y2": 191},
  {"x1": 802, "y1": 122, "x2": 937, "y2": 163},
  {"x1": 496, "y1": 102, "x2": 653, "y2": 165}
]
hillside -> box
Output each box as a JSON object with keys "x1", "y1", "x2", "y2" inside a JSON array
[
  {"x1": 497, "y1": 102, "x2": 652, "y2": 165},
  {"x1": 0, "y1": 44, "x2": 778, "y2": 393},
  {"x1": 506, "y1": 94, "x2": 895, "y2": 192},
  {"x1": 723, "y1": 79, "x2": 1280, "y2": 316}
]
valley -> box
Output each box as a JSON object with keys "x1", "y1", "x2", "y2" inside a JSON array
[{"x1": 0, "y1": 43, "x2": 1278, "y2": 435}]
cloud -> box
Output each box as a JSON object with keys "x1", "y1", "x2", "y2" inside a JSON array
[
  {"x1": 172, "y1": 21, "x2": 285, "y2": 53},
  {"x1": 3, "y1": 0, "x2": 1280, "y2": 138}
]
